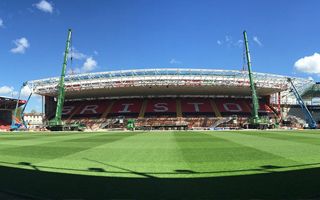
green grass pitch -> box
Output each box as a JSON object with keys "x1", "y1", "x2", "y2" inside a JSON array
[{"x1": 0, "y1": 130, "x2": 320, "y2": 199}]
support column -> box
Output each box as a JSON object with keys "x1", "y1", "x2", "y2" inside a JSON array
[
  {"x1": 101, "y1": 101, "x2": 114, "y2": 119},
  {"x1": 138, "y1": 99, "x2": 148, "y2": 118},
  {"x1": 67, "y1": 102, "x2": 84, "y2": 122},
  {"x1": 176, "y1": 99, "x2": 182, "y2": 118},
  {"x1": 278, "y1": 92, "x2": 281, "y2": 119},
  {"x1": 210, "y1": 99, "x2": 221, "y2": 117}
]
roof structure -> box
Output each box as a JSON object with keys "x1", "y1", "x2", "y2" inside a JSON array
[
  {"x1": 26, "y1": 68, "x2": 314, "y2": 100},
  {"x1": 302, "y1": 83, "x2": 320, "y2": 99},
  {"x1": 0, "y1": 97, "x2": 26, "y2": 110}
]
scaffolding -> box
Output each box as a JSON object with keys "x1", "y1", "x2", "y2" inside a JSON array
[{"x1": 27, "y1": 68, "x2": 313, "y2": 103}]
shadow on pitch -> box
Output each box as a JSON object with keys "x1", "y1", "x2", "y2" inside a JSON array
[
  {"x1": 0, "y1": 163, "x2": 320, "y2": 199},
  {"x1": 1, "y1": 160, "x2": 320, "y2": 178}
]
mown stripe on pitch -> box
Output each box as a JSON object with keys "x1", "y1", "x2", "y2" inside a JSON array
[
  {"x1": 174, "y1": 131, "x2": 291, "y2": 161},
  {"x1": 246, "y1": 131, "x2": 320, "y2": 146},
  {"x1": 209, "y1": 132, "x2": 320, "y2": 165},
  {"x1": 0, "y1": 133, "x2": 136, "y2": 161},
  {"x1": 90, "y1": 132, "x2": 190, "y2": 163},
  {"x1": 242, "y1": 130, "x2": 320, "y2": 139},
  {"x1": 36, "y1": 132, "x2": 191, "y2": 178},
  {"x1": 0, "y1": 133, "x2": 117, "y2": 167},
  {"x1": 0, "y1": 132, "x2": 102, "y2": 147},
  {"x1": 0, "y1": 135, "x2": 96, "y2": 151},
  {"x1": 173, "y1": 132, "x2": 298, "y2": 172}
]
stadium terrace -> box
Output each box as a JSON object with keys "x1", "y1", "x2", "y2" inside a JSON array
[{"x1": 24, "y1": 68, "x2": 315, "y2": 130}]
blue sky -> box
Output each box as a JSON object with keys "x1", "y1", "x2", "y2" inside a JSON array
[{"x1": 1, "y1": 0, "x2": 320, "y2": 111}]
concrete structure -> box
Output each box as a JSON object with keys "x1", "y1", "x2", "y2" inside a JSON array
[
  {"x1": 24, "y1": 113, "x2": 43, "y2": 129},
  {"x1": 25, "y1": 68, "x2": 316, "y2": 129}
]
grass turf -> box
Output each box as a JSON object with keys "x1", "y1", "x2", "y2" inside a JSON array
[{"x1": 0, "y1": 130, "x2": 320, "y2": 199}]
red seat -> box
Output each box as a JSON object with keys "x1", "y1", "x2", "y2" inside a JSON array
[
  {"x1": 74, "y1": 100, "x2": 110, "y2": 115},
  {"x1": 181, "y1": 98, "x2": 214, "y2": 117},
  {"x1": 244, "y1": 99, "x2": 274, "y2": 114},
  {"x1": 54, "y1": 97, "x2": 275, "y2": 121},
  {"x1": 109, "y1": 99, "x2": 142, "y2": 117},
  {"x1": 145, "y1": 98, "x2": 176, "y2": 117},
  {"x1": 215, "y1": 98, "x2": 251, "y2": 117},
  {"x1": 62, "y1": 100, "x2": 110, "y2": 118}
]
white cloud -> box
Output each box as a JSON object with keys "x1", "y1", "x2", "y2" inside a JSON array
[
  {"x1": 68, "y1": 47, "x2": 87, "y2": 60},
  {"x1": 308, "y1": 76, "x2": 314, "y2": 81},
  {"x1": 66, "y1": 48, "x2": 98, "y2": 74},
  {"x1": 0, "y1": 86, "x2": 14, "y2": 96},
  {"x1": 21, "y1": 86, "x2": 32, "y2": 97},
  {"x1": 217, "y1": 35, "x2": 243, "y2": 48},
  {"x1": 253, "y1": 36, "x2": 263, "y2": 46},
  {"x1": 235, "y1": 39, "x2": 243, "y2": 47},
  {"x1": 35, "y1": 0, "x2": 53, "y2": 13},
  {"x1": 10, "y1": 37, "x2": 30, "y2": 54},
  {"x1": 225, "y1": 35, "x2": 231, "y2": 42},
  {"x1": 170, "y1": 58, "x2": 182, "y2": 64},
  {"x1": 0, "y1": 18, "x2": 4, "y2": 28},
  {"x1": 82, "y1": 57, "x2": 97, "y2": 72},
  {"x1": 0, "y1": 85, "x2": 42, "y2": 113},
  {"x1": 0, "y1": 85, "x2": 33, "y2": 98},
  {"x1": 67, "y1": 68, "x2": 81, "y2": 75},
  {"x1": 70, "y1": 57, "x2": 98, "y2": 74},
  {"x1": 294, "y1": 53, "x2": 320, "y2": 74}
]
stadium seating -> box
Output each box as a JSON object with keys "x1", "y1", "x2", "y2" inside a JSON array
[
  {"x1": 286, "y1": 106, "x2": 306, "y2": 121},
  {"x1": 109, "y1": 99, "x2": 142, "y2": 118},
  {"x1": 144, "y1": 98, "x2": 177, "y2": 117},
  {"x1": 181, "y1": 98, "x2": 215, "y2": 117},
  {"x1": 63, "y1": 100, "x2": 111, "y2": 119},
  {"x1": 285, "y1": 106, "x2": 319, "y2": 122},
  {"x1": 55, "y1": 97, "x2": 276, "y2": 129},
  {"x1": 215, "y1": 98, "x2": 252, "y2": 117},
  {"x1": 0, "y1": 119, "x2": 10, "y2": 130},
  {"x1": 307, "y1": 106, "x2": 320, "y2": 123}
]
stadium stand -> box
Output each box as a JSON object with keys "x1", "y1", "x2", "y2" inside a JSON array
[
  {"x1": 0, "y1": 97, "x2": 26, "y2": 130},
  {"x1": 286, "y1": 106, "x2": 306, "y2": 121},
  {"x1": 181, "y1": 98, "x2": 215, "y2": 117},
  {"x1": 285, "y1": 105, "x2": 320, "y2": 124},
  {"x1": 44, "y1": 97, "x2": 276, "y2": 129},
  {"x1": 109, "y1": 99, "x2": 143, "y2": 118},
  {"x1": 29, "y1": 68, "x2": 316, "y2": 130},
  {"x1": 0, "y1": 119, "x2": 10, "y2": 130},
  {"x1": 144, "y1": 98, "x2": 177, "y2": 118},
  {"x1": 309, "y1": 106, "x2": 320, "y2": 122}
]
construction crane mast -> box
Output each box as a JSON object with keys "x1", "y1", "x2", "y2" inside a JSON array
[
  {"x1": 288, "y1": 78, "x2": 317, "y2": 129},
  {"x1": 47, "y1": 29, "x2": 84, "y2": 131},
  {"x1": 55, "y1": 28, "x2": 71, "y2": 125},
  {"x1": 243, "y1": 31, "x2": 272, "y2": 129},
  {"x1": 48, "y1": 29, "x2": 71, "y2": 129},
  {"x1": 243, "y1": 31, "x2": 260, "y2": 123}
]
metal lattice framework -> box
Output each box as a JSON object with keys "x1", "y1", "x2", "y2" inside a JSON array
[{"x1": 27, "y1": 68, "x2": 313, "y2": 100}]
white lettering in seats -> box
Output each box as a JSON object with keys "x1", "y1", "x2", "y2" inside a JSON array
[
  {"x1": 62, "y1": 106, "x2": 75, "y2": 115},
  {"x1": 119, "y1": 103, "x2": 134, "y2": 113},
  {"x1": 80, "y1": 105, "x2": 98, "y2": 114},
  {"x1": 223, "y1": 103, "x2": 242, "y2": 112},
  {"x1": 188, "y1": 102, "x2": 203, "y2": 112},
  {"x1": 153, "y1": 103, "x2": 168, "y2": 112}
]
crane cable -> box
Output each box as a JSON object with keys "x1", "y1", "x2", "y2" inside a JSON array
[
  {"x1": 242, "y1": 41, "x2": 247, "y2": 71},
  {"x1": 69, "y1": 32, "x2": 74, "y2": 75}
]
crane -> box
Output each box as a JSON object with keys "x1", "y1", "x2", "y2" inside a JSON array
[
  {"x1": 288, "y1": 78, "x2": 317, "y2": 129},
  {"x1": 47, "y1": 29, "x2": 84, "y2": 131},
  {"x1": 243, "y1": 31, "x2": 273, "y2": 129},
  {"x1": 11, "y1": 82, "x2": 32, "y2": 131}
]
